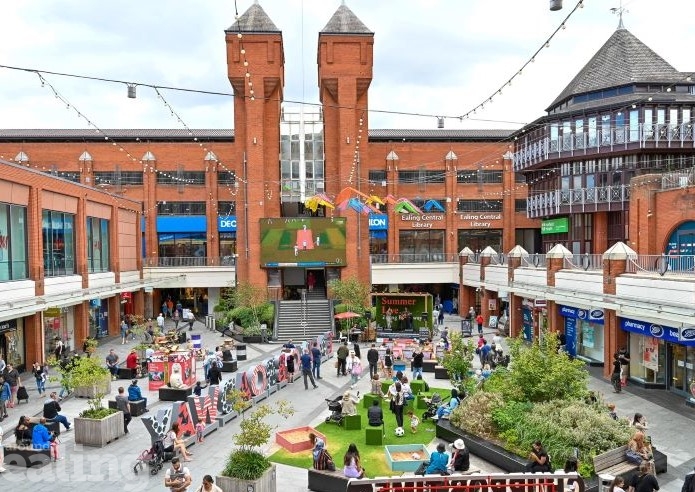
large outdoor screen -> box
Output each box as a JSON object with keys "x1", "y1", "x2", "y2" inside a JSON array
[{"x1": 259, "y1": 217, "x2": 347, "y2": 267}]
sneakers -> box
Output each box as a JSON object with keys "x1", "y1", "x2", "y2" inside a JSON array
[{"x1": 65, "y1": 426, "x2": 72, "y2": 432}]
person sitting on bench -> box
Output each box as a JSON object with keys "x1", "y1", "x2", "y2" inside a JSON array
[
  {"x1": 43, "y1": 392, "x2": 71, "y2": 431},
  {"x1": 368, "y1": 399, "x2": 384, "y2": 436},
  {"x1": 128, "y1": 379, "x2": 147, "y2": 409}
]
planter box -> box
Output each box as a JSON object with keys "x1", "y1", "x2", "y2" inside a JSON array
[
  {"x1": 276, "y1": 426, "x2": 325, "y2": 453},
  {"x1": 73, "y1": 377, "x2": 112, "y2": 399},
  {"x1": 217, "y1": 464, "x2": 276, "y2": 492},
  {"x1": 75, "y1": 411, "x2": 125, "y2": 447},
  {"x1": 159, "y1": 386, "x2": 192, "y2": 401},
  {"x1": 435, "y1": 419, "x2": 599, "y2": 492},
  {"x1": 385, "y1": 444, "x2": 429, "y2": 472}
]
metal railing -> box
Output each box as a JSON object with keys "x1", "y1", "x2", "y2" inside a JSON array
[
  {"x1": 346, "y1": 472, "x2": 583, "y2": 492},
  {"x1": 514, "y1": 122, "x2": 695, "y2": 170},
  {"x1": 489, "y1": 253, "x2": 508, "y2": 266},
  {"x1": 526, "y1": 185, "x2": 630, "y2": 218},
  {"x1": 520, "y1": 253, "x2": 547, "y2": 268},
  {"x1": 370, "y1": 253, "x2": 459, "y2": 264},
  {"x1": 563, "y1": 254, "x2": 604, "y2": 271},
  {"x1": 145, "y1": 256, "x2": 236, "y2": 267},
  {"x1": 627, "y1": 254, "x2": 695, "y2": 276},
  {"x1": 661, "y1": 166, "x2": 695, "y2": 190}
]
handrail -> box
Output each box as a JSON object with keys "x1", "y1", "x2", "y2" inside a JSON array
[
  {"x1": 627, "y1": 254, "x2": 695, "y2": 276},
  {"x1": 370, "y1": 254, "x2": 459, "y2": 264},
  {"x1": 563, "y1": 254, "x2": 603, "y2": 271},
  {"x1": 144, "y1": 256, "x2": 236, "y2": 267},
  {"x1": 521, "y1": 253, "x2": 546, "y2": 268}
]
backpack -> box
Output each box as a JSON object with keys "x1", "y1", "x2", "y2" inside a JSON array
[{"x1": 315, "y1": 449, "x2": 336, "y2": 471}]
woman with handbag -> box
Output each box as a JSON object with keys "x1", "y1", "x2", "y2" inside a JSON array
[{"x1": 627, "y1": 430, "x2": 655, "y2": 475}]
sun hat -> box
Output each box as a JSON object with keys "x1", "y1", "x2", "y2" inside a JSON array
[{"x1": 453, "y1": 439, "x2": 466, "y2": 450}]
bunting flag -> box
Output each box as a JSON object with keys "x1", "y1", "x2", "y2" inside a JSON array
[
  {"x1": 422, "y1": 199, "x2": 446, "y2": 212},
  {"x1": 394, "y1": 198, "x2": 422, "y2": 214},
  {"x1": 304, "y1": 193, "x2": 335, "y2": 212}
]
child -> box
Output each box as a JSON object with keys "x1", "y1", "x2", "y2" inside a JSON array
[
  {"x1": 370, "y1": 373, "x2": 385, "y2": 397},
  {"x1": 195, "y1": 421, "x2": 206, "y2": 443},
  {"x1": 408, "y1": 410, "x2": 420, "y2": 433}
]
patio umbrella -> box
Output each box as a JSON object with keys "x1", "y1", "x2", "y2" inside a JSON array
[{"x1": 334, "y1": 311, "x2": 361, "y2": 319}]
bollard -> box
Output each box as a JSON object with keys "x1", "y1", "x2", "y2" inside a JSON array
[{"x1": 236, "y1": 343, "x2": 247, "y2": 361}]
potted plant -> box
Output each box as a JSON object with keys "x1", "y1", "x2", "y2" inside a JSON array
[
  {"x1": 216, "y1": 398, "x2": 294, "y2": 492},
  {"x1": 70, "y1": 356, "x2": 124, "y2": 447}
]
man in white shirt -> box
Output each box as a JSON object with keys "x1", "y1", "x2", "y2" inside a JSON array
[
  {"x1": 165, "y1": 457, "x2": 192, "y2": 492},
  {"x1": 157, "y1": 313, "x2": 165, "y2": 331},
  {"x1": 492, "y1": 331, "x2": 503, "y2": 350}
]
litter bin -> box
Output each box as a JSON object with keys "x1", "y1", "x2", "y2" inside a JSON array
[
  {"x1": 191, "y1": 334, "x2": 202, "y2": 350},
  {"x1": 236, "y1": 343, "x2": 247, "y2": 361},
  {"x1": 599, "y1": 474, "x2": 615, "y2": 492}
]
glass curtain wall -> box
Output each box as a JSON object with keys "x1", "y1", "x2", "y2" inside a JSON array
[
  {"x1": 280, "y1": 108, "x2": 325, "y2": 206},
  {"x1": 42, "y1": 210, "x2": 75, "y2": 276},
  {"x1": 0, "y1": 203, "x2": 28, "y2": 281},
  {"x1": 86, "y1": 217, "x2": 110, "y2": 273}
]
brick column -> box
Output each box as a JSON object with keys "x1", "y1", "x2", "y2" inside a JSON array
[
  {"x1": 601, "y1": 242, "x2": 634, "y2": 379},
  {"x1": 507, "y1": 245, "x2": 527, "y2": 338},
  {"x1": 479, "y1": 246, "x2": 497, "y2": 324},
  {"x1": 24, "y1": 314, "x2": 43, "y2": 365},
  {"x1": 458, "y1": 247, "x2": 476, "y2": 316},
  {"x1": 546, "y1": 244, "x2": 572, "y2": 339},
  {"x1": 74, "y1": 302, "x2": 89, "y2": 349}
]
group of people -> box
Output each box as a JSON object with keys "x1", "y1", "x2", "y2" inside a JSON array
[{"x1": 282, "y1": 339, "x2": 323, "y2": 390}]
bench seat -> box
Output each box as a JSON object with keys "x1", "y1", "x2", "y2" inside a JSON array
[
  {"x1": 308, "y1": 468, "x2": 372, "y2": 492},
  {"x1": 593, "y1": 444, "x2": 667, "y2": 478},
  {"x1": 159, "y1": 386, "x2": 192, "y2": 401},
  {"x1": 108, "y1": 398, "x2": 148, "y2": 417},
  {"x1": 3, "y1": 445, "x2": 52, "y2": 468}
]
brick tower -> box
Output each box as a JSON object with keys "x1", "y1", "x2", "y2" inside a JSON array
[
  {"x1": 318, "y1": 3, "x2": 374, "y2": 282},
  {"x1": 226, "y1": 2, "x2": 284, "y2": 286}
]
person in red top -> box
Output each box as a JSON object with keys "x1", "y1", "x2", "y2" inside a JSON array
[
  {"x1": 126, "y1": 349, "x2": 139, "y2": 377},
  {"x1": 475, "y1": 314, "x2": 484, "y2": 335}
]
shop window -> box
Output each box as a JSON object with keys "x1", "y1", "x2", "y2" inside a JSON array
[
  {"x1": 86, "y1": 217, "x2": 110, "y2": 273},
  {"x1": 628, "y1": 334, "x2": 666, "y2": 385},
  {"x1": 0, "y1": 203, "x2": 28, "y2": 281},
  {"x1": 457, "y1": 229, "x2": 503, "y2": 253},
  {"x1": 158, "y1": 233, "x2": 207, "y2": 261},
  {"x1": 42, "y1": 210, "x2": 76, "y2": 277},
  {"x1": 219, "y1": 233, "x2": 236, "y2": 264},
  {"x1": 398, "y1": 230, "x2": 445, "y2": 262}
]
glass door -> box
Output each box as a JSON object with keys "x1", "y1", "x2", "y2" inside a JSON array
[{"x1": 670, "y1": 344, "x2": 687, "y2": 394}]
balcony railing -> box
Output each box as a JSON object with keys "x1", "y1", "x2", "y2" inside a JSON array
[
  {"x1": 526, "y1": 185, "x2": 630, "y2": 218},
  {"x1": 145, "y1": 256, "x2": 236, "y2": 267},
  {"x1": 370, "y1": 253, "x2": 459, "y2": 264},
  {"x1": 563, "y1": 254, "x2": 604, "y2": 271},
  {"x1": 514, "y1": 122, "x2": 695, "y2": 171},
  {"x1": 627, "y1": 254, "x2": 695, "y2": 276},
  {"x1": 521, "y1": 253, "x2": 547, "y2": 268},
  {"x1": 661, "y1": 166, "x2": 695, "y2": 190}
]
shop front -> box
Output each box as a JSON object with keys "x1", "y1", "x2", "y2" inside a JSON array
[
  {"x1": 558, "y1": 305, "x2": 605, "y2": 365},
  {"x1": 0, "y1": 318, "x2": 26, "y2": 371},
  {"x1": 368, "y1": 214, "x2": 388, "y2": 262},
  {"x1": 620, "y1": 317, "x2": 695, "y2": 395},
  {"x1": 88, "y1": 299, "x2": 109, "y2": 339},
  {"x1": 520, "y1": 298, "x2": 547, "y2": 342},
  {"x1": 43, "y1": 307, "x2": 75, "y2": 358}
]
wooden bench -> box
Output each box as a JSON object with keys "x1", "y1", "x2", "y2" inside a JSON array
[
  {"x1": 2, "y1": 445, "x2": 52, "y2": 468},
  {"x1": 422, "y1": 360, "x2": 438, "y2": 373},
  {"x1": 117, "y1": 362, "x2": 140, "y2": 380},
  {"x1": 593, "y1": 445, "x2": 668, "y2": 478},
  {"x1": 308, "y1": 468, "x2": 372, "y2": 492},
  {"x1": 27, "y1": 420, "x2": 61, "y2": 437},
  {"x1": 108, "y1": 398, "x2": 148, "y2": 416},
  {"x1": 220, "y1": 360, "x2": 238, "y2": 373},
  {"x1": 434, "y1": 365, "x2": 449, "y2": 379},
  {"x1": 159, "y1": 386, "x2": 192, "y2": 401}
]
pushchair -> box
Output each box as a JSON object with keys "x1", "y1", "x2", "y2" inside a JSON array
[
  {"x1": 421, "y1": 393, "x2": 444, "y2": 422},
  {"x1": 324, "y1": 396, "x2": 344, "y2": 426},
  {"x1": 133, "y1": 439, "x2": 175, "y2": 475}
]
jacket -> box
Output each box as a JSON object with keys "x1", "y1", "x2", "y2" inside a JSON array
[
  {"x1": 367, "y1": 405, "x2": 384, "y2": 426},
  {"x1": 32, "y1": 423, "x2": 53, "y2": 449},
  {"x1": 367, "y1": 348, "x2": 379, "y2": 364},
  {"x1": 337, "y1": 345, "x2": 349, "y2": 360},
  {"x1": 0, "y1": 381, "x2": 10, "y2": 401},
  {"x1": 43, "y1": 399, "x2": 61, "y2": 420},
  {"x1": 128, "y1": 384, "x2": 143, "y2": 401}
]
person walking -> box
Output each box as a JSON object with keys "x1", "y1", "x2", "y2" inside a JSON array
[
  {"x1": 412, "y1": 347, "x2": 424, "y2": 379},
  {"x1": 115, "y1": 386, "x2": 132, "y2": 434},
  {"x1": 627, "y1": 460, "x2": 659, "y2": 492},
  {"x1": 681, "y1": 466, "x2": 695, "y2": 492},
  {"x1": 392, "y1": 381, "x2": 405, "y2": 429},
  {"x1": 32, "y1": 361, "x2": 46, "y2": 395},
  {"x1": 106, "y1": 349, "x2": 119, "y2": 380},
  {"x1": 366, "y1": 343, "x2": 379, "y2": 378},
  {"x1": 120, "y1": 318, "x2": 129, "y2": 344},
  {"x1": 611, "y1": 353, "x2": 623, "y2": 393},
  {"x1": 157, "y1": 312, "x2": 165, "y2": 331},
  {"x1": 336, "y1": 341, "x2": 349, "y2": 377},
  {"x1": 0, "y1": 377, "x2": 9, "y2": 421},
  {"x1": 194, "y1": 475, "x2": 222, "y2": 492},
  {"x1": 311, "y1": 342, "x2": 322, "y2": 379},
  {"x1": 300, "y1": 348, "x2": 318, "y2": 390},
  {"x1": 3, "y1": 364, "x2": 20, "y2": 408},
  {"x1": 173, "y1": 309, "x2": 180, "y2": 331},
  {"x1": 165, "y1": 457, "x2": 192, "y2": 492},
  {"x1": 475, "y1": 313, "x2": 484, "y2": 335}
]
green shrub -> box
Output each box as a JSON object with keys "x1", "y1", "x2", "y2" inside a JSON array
[
  {"x1": 222, "y1": 450, "x2": 270, "y2": 481},
  {"x1": 450, "y1": 391, "x2": 503, "y2": 439},
  {"x1": 79, "y1": 407, "x2": 118, "y2": 419}
]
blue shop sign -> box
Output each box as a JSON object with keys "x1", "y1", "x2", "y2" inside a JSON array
[
  {"x1": 521, "y1": 306, "x2": 533, "y2": 342},
  {"x1": 156, "y1": 216, "x2": 207, "y2": 233},
  {"x1": 368, "y1": 214, "x2": 388, "y2": 231},
  {"x1": 558, "y1": 305, "x2": 604, "y2": 325},
  {"x1": 564, "y1": 317, "x2": 577, "y2": 357},
  {"x1": 218, "y1": 216, "x2": 237, "y2": 232},
  {"x1": 619, "y1": 317, "x2": 695, "y2": 346}
]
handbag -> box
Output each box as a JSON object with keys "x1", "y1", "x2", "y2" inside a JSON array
[
  {"x1": 334, "y1": 360, "x2": 339, "y2": 369},
  {"x1": 625, "y1": 449, "x2": 643, "y2": 464}
]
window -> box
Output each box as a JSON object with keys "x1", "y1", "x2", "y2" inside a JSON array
[
  {"x1": 398, "y1": 230, "x2": 445, "y2": 261},
  {"x1": 217, "y1": 171, "x2": 236, "y2": 185},
  {"x1": 156, "y1": 171, "x2": 205, "y2": 185},
  {"x1": 588, "y1": 117, "x2": 597, "y2": 147},
  {"x1": 398, "y1": 170, "x2": 445, "y2": 184},
  {"x1": 93, "y1": 171, "x2": 143, "y2": 186},
  {"x1": 86, "y1": 217, "x2": 110, "y2": 273},
  {"x1": 42, "y1": 210, "x2": 75, "y2": 276},
  {"x1": 514, "y1": 173, "x2": 526, "y2": 183},
  {"x1": 456, "y1": 200, "x2": 503, "y2": 213},
  {"x1": 629, "y1": 110, "x2": 640, "y2": 142},
  {"x1": 217, "y1": 201, "x2": 236, "y2": 215},
  {"x1": 368, "y1": 170, "x2": 387, "y2": 183},
  {"x1": 158, "y1": 233, "x2": 206, "y2": 259},
  {"x1": 457, "y1": 170, "x2": 503, "y2": 184},
  {"x1": 157, "y1": 202, "x2": 206, "y2": 215},
  {"x1": 43, "y1": 169, "x2": 80, "y2": 183},
  {"x1": 457, "y1": 229, "x2": 503, "y2": 253},
  {"x1": 515, "y1": 199, "x2": 527, "y2": 212},
  {"x1": 0, "y1": 203, "x2": 28, "y2": 281}
]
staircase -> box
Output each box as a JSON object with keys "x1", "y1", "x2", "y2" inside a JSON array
[{"x1": 275, "y1": 299, "x2": 334, "y2": 342}]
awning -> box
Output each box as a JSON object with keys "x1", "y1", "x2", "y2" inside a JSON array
[{"x1": 369, "y1": 230, "x2": 387, "y2": 240}]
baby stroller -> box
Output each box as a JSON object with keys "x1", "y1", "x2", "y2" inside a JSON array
[
  {"x1": 421, "y1": 393, "x2": 443, "y2": 422},
  {"x1": 324, "y1": 396, "x2": 344, "y2": 426},
  {"x1": 133, "y1": 439, "x2": 175, "y2": 475}
]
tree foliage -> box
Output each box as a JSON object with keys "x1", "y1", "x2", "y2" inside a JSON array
[
  {"x1": 327, "y1": 277, "x2": 371, "y2": 314},
  {"x1": 440, "y1": 333, "x2": 476, "y2": 392}
]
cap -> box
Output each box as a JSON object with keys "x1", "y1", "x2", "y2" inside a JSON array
[{"x1": 453, "y1": 439, "x2": 466, "y2": 450}]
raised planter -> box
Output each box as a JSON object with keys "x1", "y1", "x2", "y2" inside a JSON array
[
  {"x1": 73, "y1": 377, "x2": 111, "y2": 399},
  {"x1": 75, "y1": 411, "x2": 125, "y2": 447},
  {"x1": 276, "y1": 426, "x2": 325, "y2": 453},
  {"x1": 233, "y1": 335, "x2": 263, "y2": 344},
  {"x1": 385, "y1": 443, "x2": 429, "y2": 472},
  {"x1": 436, "y1": 419, "x2": 598, "y2": 492},
  {"x1": 216, "y1": 464, "x2": 276, "y2": 492}
]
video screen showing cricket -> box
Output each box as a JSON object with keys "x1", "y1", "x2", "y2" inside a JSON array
[{"x1": 259, "y1": 217, "x2": 347, "y2": 267}]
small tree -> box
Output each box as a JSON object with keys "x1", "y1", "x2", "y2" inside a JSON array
[
  {"x1": 221, "y1": 400, "x2": 294, "y2": 480},
  {"x1": 327, "y1": 277, "x2": 371, "y2": 313},
  {"x1": 440, "y1": 333, "x2": 476, "y2": 393},
  {"x1": 59, "y1": 356, "x2": 114, "y2": 419}
]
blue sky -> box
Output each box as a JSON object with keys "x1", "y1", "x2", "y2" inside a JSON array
[{"x1": 0, "y1": 0, "x2": 692, "y2": 130}]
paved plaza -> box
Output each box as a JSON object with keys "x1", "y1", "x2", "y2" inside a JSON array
[{"x1": 0, "y1": 315, "x2": 693, "y2": 491}]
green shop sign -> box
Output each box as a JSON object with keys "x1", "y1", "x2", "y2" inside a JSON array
[{"x1": 541, "y1": 217, "x2": 569, "y2": 235}]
